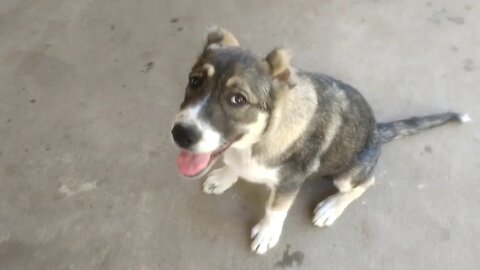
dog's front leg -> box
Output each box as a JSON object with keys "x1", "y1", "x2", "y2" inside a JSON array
[
  {"x1": 251, "y1": 182, "x2": 300, "y2": 254},
  {"x1": 203, "y1": 166, "x2": 238, "y2": 194}
]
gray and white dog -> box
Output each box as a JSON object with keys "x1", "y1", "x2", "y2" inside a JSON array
[{"x1": 171, "y1": 28, "x2": 469, "y2": 254}]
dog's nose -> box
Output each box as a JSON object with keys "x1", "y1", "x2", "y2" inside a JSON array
[{"x1": 171, "y1": 123, "x2": 201, "y2": 149}]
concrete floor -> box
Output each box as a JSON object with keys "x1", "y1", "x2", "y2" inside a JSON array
[{"x1": 0, "y1": 0, "x2": 479, "y2": 269}]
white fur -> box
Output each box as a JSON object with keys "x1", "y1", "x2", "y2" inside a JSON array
[
  {"x1": 172, "y1": 97, "x2": 223, "y2": 153},
  {"x1": 223, "y1": 147, "x2": 279, "y2": 188},
  {"x1": 460, "y1": 113, "x2": 471, "y2": 123},
  {"x1": 195, "y1": 123, "x2": 222, "y2": 153},
  {"x1": 313, "y1": 177, "x2": 374, "y2": 227},
  {"x1": 203, "y1": 166, "x2": 238, "y2": 194},
  {"x1": 251, "y1": 209, "x2": 287, "y2": 254}
]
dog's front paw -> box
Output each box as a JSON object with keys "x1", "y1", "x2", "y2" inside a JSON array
[
  {"x1": 312, "y1": 195, "x2": 348, "y2": 227},
  {"x1": 203, "y1": 167, "x2": 238, "y2": 194},
  {"x1": 251, "y1": 217, "x2": 283, "y2": 254}
]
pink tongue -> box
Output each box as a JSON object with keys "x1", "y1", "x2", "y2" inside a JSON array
[{"x1": 177, "y1": 150, "x2": 211, "y2": 177}]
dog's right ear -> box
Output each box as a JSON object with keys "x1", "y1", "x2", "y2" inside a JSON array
[
  {"x1": 204, "y1": 27, "x2": 239, "y2": 50},
  {"x1": 263, "y1": 48, "x2": 291, "y2": 82}
]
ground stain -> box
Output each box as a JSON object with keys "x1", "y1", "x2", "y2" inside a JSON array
[
  {"x1": 15, "y1": 51, "x2": 75, "y2": 89},
  {"x1": 361, "y1": 221, "x2": 373, "y2": 242},
  {"x1": 0, "y1": 240, "x2": 35, "y2": 269},
  {"x1": 170, "y1": 18, "x2": 179, "y2": 23},
  {"x1": 5, "y1": 164, "x2": 18, "y2": 177},
  {"x1": 142, "y1": 61, "x2": 154, "y2": 73},
  {"x1": 177, "y1": 27, "x2": 183, "y2": 32},
  {"x1": 148, "y1": 150, "x2": 160, "y2": 159},
  {"x1": 424, "y1": 145, "x2": 432, "y2": 153},
  {"x1": 447, "y1": 17, "x2": 465, "y2": 25},
  {"x1": 451, "y1": 46, "x2": 458, "y2": 52},
  {"x1": 440, "y1": 228, "x2": 451, "y2": 242},
  {"x1": 274, "y1": 244, "x2": 304, "y2": 268},
  {"x1": 464, "y1": 59, "x2": 474, "y2": 71},
  {"x1": 110, "y1": 25, "x2": 115, "y2": 31},
  {"x1": 30, "y1": 99, "x2": 36, "y2": 103}
]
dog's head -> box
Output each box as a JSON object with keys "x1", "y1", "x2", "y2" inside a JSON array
[{"x1": 171, "y1": 27, "x2": 292, "y2": 178}]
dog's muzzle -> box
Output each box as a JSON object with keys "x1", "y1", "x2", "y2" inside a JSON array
[{"x1": 171, "y1": 123, "x2": 201, "y2": 149}]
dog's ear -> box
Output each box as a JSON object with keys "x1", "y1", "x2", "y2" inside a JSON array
[
  {"x1": 204, "y1": 27, "x2": 239, "y2": 50},
  {"x1": 263, "y1": 48, "x2": 291, "y2": 82}
]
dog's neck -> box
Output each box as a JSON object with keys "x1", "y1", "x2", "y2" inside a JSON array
[{"x1": 252, "y1": 69, "x2": 318, "y2": 165}]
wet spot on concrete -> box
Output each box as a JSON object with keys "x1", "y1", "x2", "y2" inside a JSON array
[
  {"x1": 428, "y1": 12, "x2": 442, "y2": 25},
  {"x1": 361, "y1": 221, "x2": 373, "y2": 242},
  {"x1": 0, "y1": 240, "x2": 35, "y2": 269},
  {"x1": 447, "y1": 17, "x2": 465, "y2": 25},
  {"x1": 5, "y1": 164, "x2": 18, "y2": 177},
  {"x1": 464, "y1": 59, "x2": 474, "y2": 71},
  {"x1": 177, "y1": 27, "x2": 183, "y2": 32},
  {"x1": 170, "y1": 18, "x2": 179, "y2": 23},
  {"x1": 274, "y1": 244, "x2": 304, "y2": 268},
  {"x1": 110, "y1": 25, "x2": 115, "y2": 31},
  {"x1": 148, "y1": 150, "x2": 160, "y2": 159},
  {"x1": 439, "y1": 228, "x2": 451, "y2": 242},
  {"x1": 30, "y1": 99, "x2": 36, "y2": 103},
  {"x1": 15, "y1": 51, "x2": 76, "y2": 89},
  {"x1": 141, "y1": 61, "x2": 154, "y2": 73},
  {"x1": 424, "y1": 145, "x2": 432, "y2": 153}
]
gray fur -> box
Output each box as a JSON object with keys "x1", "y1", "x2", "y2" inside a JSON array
[
  {"x1": 377, "y1": 112, "x2": 465, "y2": 144},
  {"x1": 172, "y1": 28, "x2": 467, "y2": 253}
]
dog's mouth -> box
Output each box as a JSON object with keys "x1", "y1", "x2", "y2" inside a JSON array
[{"x1": 176, "y1": 135, "x2": 242, "y2": 178}]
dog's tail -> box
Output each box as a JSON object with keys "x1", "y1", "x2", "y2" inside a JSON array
[{"x1": 376, "y1": 112, "x2": 470, "y2": 144}]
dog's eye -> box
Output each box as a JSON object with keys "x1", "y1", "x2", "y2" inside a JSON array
[
  {"x1": 229, "y1": 94, "x2": 247, "y2": 106},
  {"x1": 189, "y1": 76, "x2": 202, "y2": 89}
]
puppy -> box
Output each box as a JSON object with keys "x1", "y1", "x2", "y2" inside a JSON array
[{"x1": 171, "y1": 28, "x2": 469, "y2": 254}]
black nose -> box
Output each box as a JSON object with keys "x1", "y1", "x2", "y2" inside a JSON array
[{"x1": 171, "y1": 123, "x2": 201, "y2": 149}]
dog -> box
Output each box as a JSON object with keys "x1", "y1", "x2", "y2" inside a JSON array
[{"x1": 171, "y1": 27, "x2": 470, "y2": 254}]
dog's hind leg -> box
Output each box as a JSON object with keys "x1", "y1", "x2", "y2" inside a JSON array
[{"x1": 313, "y1": 144, "x2": 380, "y2": 227}]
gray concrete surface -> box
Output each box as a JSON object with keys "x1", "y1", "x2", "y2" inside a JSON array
[{"x1": 0, "y1": 0, "x2": 479, "y2": 269}]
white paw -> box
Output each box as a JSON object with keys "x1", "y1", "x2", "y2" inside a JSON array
[
  {"x1": 313, "y1": 195, "x2": 348, "y2": 227},
  {"x1": 203, "y1": 167, "x2": 238, "y2": 194},
  {"x1": 251, "y1": 218, "x2": 283, "y2": 254}
]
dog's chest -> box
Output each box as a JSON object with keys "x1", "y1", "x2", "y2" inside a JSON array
[{"x1": 223, "y1": 148, "x2": 279, "y2": 187}]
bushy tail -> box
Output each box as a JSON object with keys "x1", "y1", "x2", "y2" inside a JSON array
[{"x1": 377, "y1": 112, "x2": 470, "y2": 144}]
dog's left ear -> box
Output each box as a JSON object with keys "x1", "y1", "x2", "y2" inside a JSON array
[
  {"x1": 263, "y1": 48, "x2": 291, "y2": 82},
  {"x1": 204, "y1": 27, "x2": 239, "y2": 50}
]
